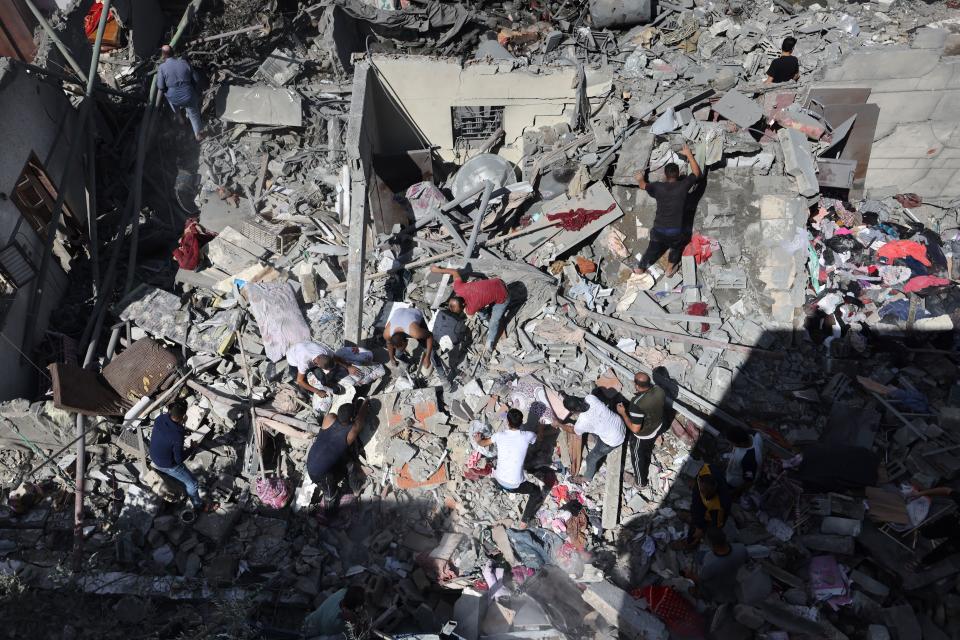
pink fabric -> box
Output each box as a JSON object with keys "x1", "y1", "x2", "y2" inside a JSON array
[
  {"x1": 877, "y1": 240, "x2": 931, "y2": 267},
  {"x1": 256, "y1": 475, "x2": 289, "y2": 509},
  {"x1": 903, "y1": 276, "x2": 951, "y2": 293}
]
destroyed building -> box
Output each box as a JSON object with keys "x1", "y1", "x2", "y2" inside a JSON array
[{"x1": 1, "y1": 1, "x2": 960, "y2": 639}]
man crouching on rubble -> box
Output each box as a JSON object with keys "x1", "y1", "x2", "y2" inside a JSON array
[
  {"x1": 149, "y1": 400, "x2": 217, "y2": 512},
  {"x1": 383, "y1": 305, "x2": 434, "y2": 374},
  {"x1": 634, "y1": 144, "x2": 702, "y2": 277},
  {"x1": 307, "y1": 399, "x2": 368, "y2": 518},
  {"x1": 287, "y1": 341, "x2": 382, "y2": 414},
  {"x1": 430, "y1": 266, "x2": 513, "y2": 352}
]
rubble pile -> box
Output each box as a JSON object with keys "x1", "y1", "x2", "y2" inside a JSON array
[{"x1": 2, "y1": 0, "x2": 960, "y2": 638}]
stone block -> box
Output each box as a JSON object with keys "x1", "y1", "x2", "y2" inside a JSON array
[
  {"x1": 193, "y1": 502, "x2": 241, "y2": 544},
  {"x1": 821, "y1": 516, "x2": 862, "y2": 536},
  {"x1": 582, "y1": 580, "x2": 668, "y2": 640},
  {"x1": 850, "y1": 569, "x2": 890, "y2": 598},
  {"x1": 778, "y1": 128, "x2": 819, "y2": 197},
  {"x1": 799, "y1": 534, "x2": 854, "y2": 555}
]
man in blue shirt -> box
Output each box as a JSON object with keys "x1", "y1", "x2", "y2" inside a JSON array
[
  {"x1": 156, "y1": 45, "x2": 203, "y2": 140},
  {"x1": 149, "y1": 400, "x2": 211, "y2": 511}
]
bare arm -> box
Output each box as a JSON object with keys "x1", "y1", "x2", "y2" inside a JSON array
[
  {"x1": 552, "y1": 416, "x2": 576, "y2": 435},
  {"x1": 296, "y1": 372, "x2": 326, "y2": 396},
  {"x1": 345, "y1": 401, "x2": 369, "y2": 446},
  {"x1": 634, "y1": 170, "x2": 647, "y2": 191},
  {"x1": 682, "y1": 144, "x2": 701, "y2": 178},
  {"x1": 430, "y1": 266, "x2": 463, "y2": 283},
  {"x1": 422, "y1": 332, "x2": 434, "y2": 368},
  {"x1": 616, "y1": 403, "x2": 642, "y2": 435},
  {"x1": 408, "y1": 323, "x2": 434, "y2": 368},
  {"x1": 384, "y1": 325, "x2": 397, "y2": 364},
  {"x1": 764, "y1": 74, "x2": 773, "y2": 84},
  {"x1": 474, "y1": 433, "x2": 494, "y2": 447}
]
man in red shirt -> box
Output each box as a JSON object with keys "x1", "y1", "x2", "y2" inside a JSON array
[{"x1": 430, "y1": 266, "x2": 512, "y2": 351}]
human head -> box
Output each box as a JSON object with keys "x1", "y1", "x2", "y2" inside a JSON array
[
  {"x1": 340, "y1": 585, "x2": 365, "y2": 621},
  {"x1": 664, "y1": 163, "x2": 680, "y2": 181},
  {"x1": 705, "y1": 526, "x2": 728, "y2": 551},
  {"x1": 698, "y1": 474, "x2": 718, "y2": 500},
  {"x1": 389, "y1": 333, "x2": 408, "y2": 352},
  {"x1": 634, "y1": 372, "x2": 651, "y2": 392},
  {"x1": 168, "y1": 400, "x2": 187, "y2": 422},
  {"x1": 314, "y1": 354, "x2": 334, "y2": 372},
  {"x1": 782, "y1": 37, "x2": 796, "y2": 54},
  {"x1": 563, "y1": 396, "x2": 589, "y2": 415},
  {"x1": 447, "y1": 296, "x2": 466, "y2": 315},
  {"x1": 726, "y1": 426, "x2": 752, "y2": 448},
  {"x1": 336, "y1": 403, "x2": 356, "y2": 424},
  {"x1": 161, "y1": 45, "x2": 173, "y2": 60},
  {"x1": 506, "y1": 409, "x2": 523, "y2": 429}
]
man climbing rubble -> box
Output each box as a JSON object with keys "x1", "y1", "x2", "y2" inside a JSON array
[
  {"x1": 149, "y1": 400, "x2": 216, "y2": 512},
  {"x1": 383, "y1": 305, "x2": 434, "y2": 374},
  {"x1": 616, "y1": 372, "x2": 666, "y2": 488},
  {"x1": 430, "y1": 266, "x2": 513, "y2": 353},
  {"x1": 307, "y1": 399, "x2": 369, "y2": 517},
  {"x1": 474, "y1": 408, "x2": 547, "y2": 527},
  {"x1": 633, "y1": 144, "x2": 702, "y2": 277},
  {"x1": 765, "y1": 37, "x2": 800, "y2": 84},
  {"x1": 156, "y1": 45, "x2": 204, "y2": 141},
  {"x1": 552, "y1": 395, "x2": 626, "y2": 486}
]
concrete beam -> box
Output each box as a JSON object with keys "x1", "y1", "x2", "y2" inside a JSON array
[{"x1": 343, "y1": 62, "x2": 373, "y2": 344}]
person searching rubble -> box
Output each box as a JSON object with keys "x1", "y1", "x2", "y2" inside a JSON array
[
  {"x1": 552, "y1": 394, "x2": 626, "y2": 486},
  {"x1": 633, "y1": 144, "x2": 702, "y2": 277},
  {"x1": 681, "y1": 526, "x2": 748, "y2": 604},
  {"x1": 156, "y1": 45, "x2": 205, "y2": 141},
  {"x1": 302, "y1": 585, "x2": 369, "y2": 639},
  {"x1": 723, "y1": 426, "x2": 763, "y2": 496},
  {"x1": 430, "y1": 265, "x2": 514, "y2": 353},
  {"x1": 307, "y1": 399, "x2": 369, "y2": 520},
  {"x1": 287, "y1": 341, "x2": 367, "y2": 402},
  {"x1": 764, "y1": 37, "x2": 800, "y2": 84},
  {"x1": 474, "y1": 408, "x2": 548, "y2": 527},
  {"x1": 615, "y1": 372, "x2": 666, "y2": 489},
  {"x1": 383, "y1": 304, "x2": 434, "y2": 375},
  {"x1": 149, "y1": 400, "x2": 218, "y2": 513},
  {"x1": 673, "y1": 464, "x2": 733, "y2": 551}
]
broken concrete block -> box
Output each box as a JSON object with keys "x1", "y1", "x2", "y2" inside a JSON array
[
  {"x1": 799, "y1": 534, "x2": 854, "y2": 555},
  {"x1": 582, "y1": 580, "x2": 668, "y2": 640},
  {"x1": 850, "y1": 569, "x2": 890, "y2": 598},
  {"x1": 216, "y1": 84, "x2": 303, "y2": 127},
  {"x1": 712, "y1": 90, "x2": 763, "y2": 128},
  {"x1": 452, "y1": 589, "x2": 487, "y2": 640},
  {"x1": 193, "y1": 503, "x2": 242, "y2": 545},
  {"x1": 821, "y1": 516, "x2": 862, "y2": 536},
  {"x1": 778, "y1": 128, "x2": 819, "y2": 197}
]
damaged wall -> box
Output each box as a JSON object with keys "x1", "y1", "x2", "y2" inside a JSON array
[
  {"x1": 0, "y1": 59, "x2": 88, "y2": 401},
  {"x1": 369, "y1": 56, "x2": 612, "y2": 162}
]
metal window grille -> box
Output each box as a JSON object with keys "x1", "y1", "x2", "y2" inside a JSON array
[{"x1": 451, "y1": 106, "x2": 504, "y2": 145}]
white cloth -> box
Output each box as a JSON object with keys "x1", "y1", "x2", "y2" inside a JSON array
[
  {"x1": 574, "y1": 394, "x2": 626, "y2": 447},
  {"x1": 386, "y1": 306, "x2": 424, "y2": 335},
  {"x1": 492, "y1": 429, "x2": 537, "y2": 489},
  {"x1": 287, "y1": 341, "x2": 333, "y2": 374}
]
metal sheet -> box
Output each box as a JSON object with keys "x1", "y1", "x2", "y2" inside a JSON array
[
  {"x1": 807, "y1": 87, "x2": 873, "y2": 106},
  {"x1": 817, "y1": 158, "x2": 857, "y2": 190},
  {"x1": 819, "y1": 114, "x2": 857, "y2": 158},
  {"x1": 823, "y1": 103, "x2": 880, "y2": 198}
]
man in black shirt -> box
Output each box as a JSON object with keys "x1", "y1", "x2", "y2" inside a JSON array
[
  {"x1": 765, "y1": 37, "x2": 800, "y2": 83},
  {"x1": 616, "y1": 372, "x2": 666, "y2": 488},
  {"x1": 307, "y1": 399, "x2": 368, "y2": 514},
  {"x1": 634, "y1": 143, "x2": 702, "y2": 276}
]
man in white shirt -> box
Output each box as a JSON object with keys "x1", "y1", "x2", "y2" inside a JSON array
[
  {"x1": 474, "y1": 409, "x2": 546, "y2": 526},
  {"x1": 553, "y1": 394, "x2": 626, "y2": 484},
  {"x1": 286, "y1": 341, "x2": 382, "y2": 413},
  {"x1": 383, "y1": 305, "x2": 433, "y2": 372}
]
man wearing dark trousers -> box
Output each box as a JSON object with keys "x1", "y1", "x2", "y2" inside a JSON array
[
  {"x1": 634, "y1": 144, "x2": 702, "y2": 277},
  {"x1": 765, "y1": 37, "x2": 800, "y2": 83},
  {"x1": 430, "y1": 266, "x2": 513, "y2": 351},
  {"x1": 616, "y1": 372, "x2": 666, "y2": 488},
  {"x1": 474, "y1": 409, "x2": 546, "y2": 526},
  {"x1": 307, "y1": 399, "x2": 368, "y2": 514},
  {"x1": 149, "y1": 400, "x2": 215, "y2": 512},
  {"x1": 552, "y1": 395, "x2": 626, "y2": 485}
]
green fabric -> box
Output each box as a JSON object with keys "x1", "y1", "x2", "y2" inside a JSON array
[
  {"x1": 628, "y1": 386, "x2": 665, "y2": 438},
  {"x1": 303, "y1": 588, "x2": 346, "y2": 637}
]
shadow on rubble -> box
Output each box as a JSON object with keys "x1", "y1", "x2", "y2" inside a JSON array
[{"x1": 602, "y1": 320, "x2": 958, "y2": 638}]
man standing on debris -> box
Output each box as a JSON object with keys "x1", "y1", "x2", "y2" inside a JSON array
[
  {"x1": 156, "y1": 45, "x2": 204, "y2": 141},
  {"x1": 765, "y1": 37, "x2": 800, "y2": 84},
  {"x1": 724, "y1": 426, "x2": 763, "y2": 494},
  {"x1": 616, "y1": 372, "x2": 666, "y2": 488},
  {"x1": 474, "y1": 409, "x2": 546, "y2": 526},
  {"x1": 682, "y1": 526, "x2": 748, "y2": 603},
  {"x1": 634, "y1": 144, "x2": 702, "y2": 277},
  {"x1": 149, "y1": 400, "x2": 215, "y2": 512},
  {"x1": 302, "y1": 585, "x2": 368, "y2": 638},
  {"x1": 307, "y1": 399, "x2": 368, "y2": 515},
  {"x1": 430, "y1": 266, "x2": 512, "y2": 352},
  {"x1": 383, "y1": 305, "x2": 434, "y2": 373},
  {"x1": 552, "y1": 395, "x2": 626, "y2": 485},
  {"x1": 675, "y1": 464, "x2": 733, "y2": 550}
]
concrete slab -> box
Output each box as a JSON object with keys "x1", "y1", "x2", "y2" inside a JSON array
[
  {"x1": 216, "y1": 85, "x2": 303, "y2": 127},
  {"x1": 712, "y1": 90, "x2": 763, "y2": 128},
  {"x1": 822, "y1": 49, "x2": 940, "y2": 82},
  {"x1": 582, "y1": 580, "x2": 667, "y2": 640}
]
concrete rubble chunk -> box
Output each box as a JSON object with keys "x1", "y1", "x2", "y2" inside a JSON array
[
  {"x1": 778, "y1": 128, "x2": 819, "y2": 197},
  {"x1": 712, "y1": 90, "x2": 763, "y2": 128},
  {"x1": 582, "y1": 581, "x2": 668, "y2": 640}
]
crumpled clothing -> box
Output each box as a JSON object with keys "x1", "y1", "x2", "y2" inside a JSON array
[
  {"x1": 255, "y1": 475, "x2": 290, "y2": 509},
  {"x1": 877, "y1": 299, "x2": 931, "y2": 322},
  {"x1": 173, "y1": 217, "x2": 216, "y2": 271},
  {"x1": 511, "y1": 566, "x2": 535, "y2": 585},
  {"x1": 546, "y1": 203, "x2": 616, "y2": 231},
  {"x1": 405, "y1": 181, "x2": 447, "y2": 220},
  {"x1": 681, "y1": 233, "x2": 713, "y2": 264},
  {"x1": 895, "y1": 193, "x2": 923, "y2": 208},
  {"x1": 464, "y1": 450, "x2": 493, "y2": 481},
  {"x1": 877, "y1": 239, "x2": 931, "y2": 267},
  {"x1": 246, "y1": 282, "x2": 312, "y2": 362},
  {"x1": 879, "y1": 265, "x2": 912, "y2": 286},
  {"x1": 903, "y1": 275, "x2": 951, "y2": 293},
  {"x1": 505, "y1": 527, "x2": 565, "y2": 570}
]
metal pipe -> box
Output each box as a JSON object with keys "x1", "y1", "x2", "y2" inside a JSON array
[
  {"x1": 8, "y1": 58, "x2": 138, "y2": 101},
  {"x1": 73, "y1": 0, "x2": 113, "y2": 570},
  {"x1": 86, "y1": 122, "x2": 99, "y2": 298},
  {"x1": 21, "y1": 0, "x2": 88, "y2": 84},
  {"x1": 463, "y1": 181, "x2": 492, "y2": 261}
]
